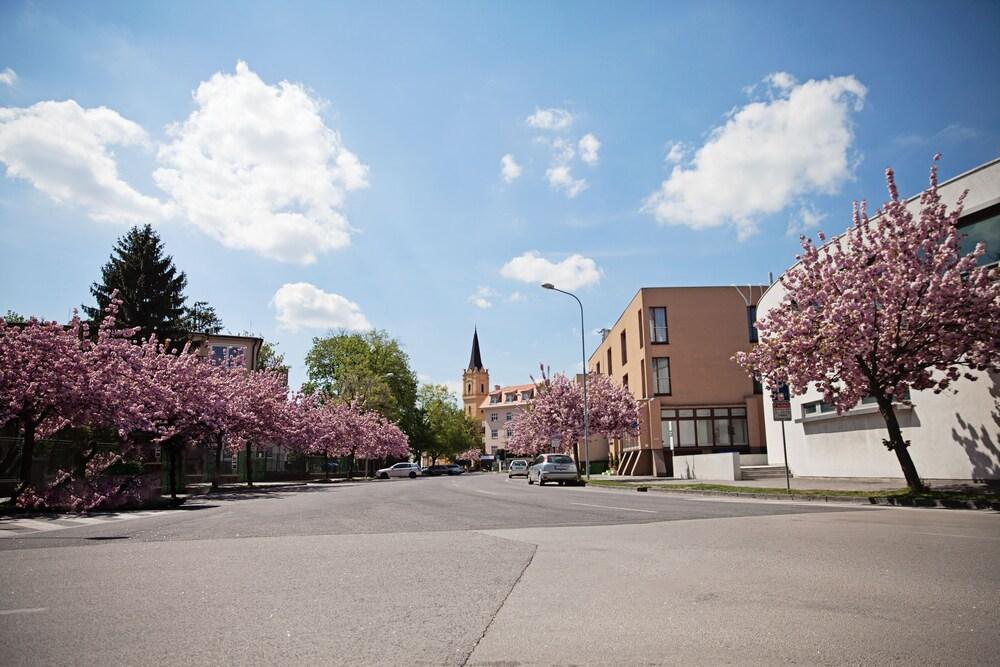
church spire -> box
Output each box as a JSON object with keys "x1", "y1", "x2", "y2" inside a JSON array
[{"x1": 467, "y1": 328, "x2": 485, "y2": 371}]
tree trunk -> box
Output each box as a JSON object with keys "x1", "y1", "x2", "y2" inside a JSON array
[
  {"x1": 0, "y1": 431, "x2": 22, "y2": 478},
  {"x1": 245, "y1": 442, "x2": 254, "y2": 487},
  {"x1": 17, "y1": 418, "x2": 36, "y2": 486},
  {"x1": 323, "y1": 450, "x2": 329, "y2": 480},
  {"x1": 212, "y1": 434, "x2": 224, "y2": 490},
  {"x1": 168, "y1": 443, "x2": 178, "y2": 502},
  {"x1": 876, "y1": 397, "x2": 923, "y2": 491},
  {"x1": 346, "y1": 449, "x2": 355, "y2": 480}
]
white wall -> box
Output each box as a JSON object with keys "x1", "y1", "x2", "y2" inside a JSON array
[{"x1": 672, "y1": 452, "x2": 741, "y2": 480}]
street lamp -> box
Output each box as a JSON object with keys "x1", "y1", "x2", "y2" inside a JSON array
[{"x1": 541, "y1": 282, "x2": 590, "y2": 481}]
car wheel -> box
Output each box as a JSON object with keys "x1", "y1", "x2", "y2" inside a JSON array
[
  {"x1": 508, "y1": 474, "x2": 513, "y2": 478},
  {"x1": 409, "y1": 471, "x2": 416, "y2": 479},
  {"x1": 528, "y1": 474, "x2": 534, "y2": 485},
  {"x1": 380, "y1": 472, "x2": 389, "y2": 480},
  {"x1": 538, "y1": 476, "x2": 545, "y2": 486}
]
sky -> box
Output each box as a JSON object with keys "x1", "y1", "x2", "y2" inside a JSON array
[{"x1": 1, "y1": 1, "x2": 999, "y2": 397}]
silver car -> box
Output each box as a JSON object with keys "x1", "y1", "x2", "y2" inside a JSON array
[
  {"x1": 527, "y1": 454, "x2": 578, "y2": 486},
  {"x1": 508, "y1": 459, "x2": 529, "y2": 478},
  {"x1": 376, "y1": 462, "x2": 420, "y2": 479}
]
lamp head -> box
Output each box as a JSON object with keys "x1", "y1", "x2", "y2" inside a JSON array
[{"x1": 541, "y1": 283, "x2": 555, "y2": 290}]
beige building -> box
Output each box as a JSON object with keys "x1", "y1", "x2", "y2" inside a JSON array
[
  {"x1": 480, "y1": 383, "x2": 537, "y2": 456},
  {"x1": 588, "y1": 286, "x2": 767, "y2": 476}
]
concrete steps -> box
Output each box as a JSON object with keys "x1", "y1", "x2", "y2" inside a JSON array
[{"x1": 741, "y1": 465, "x2": 790, "y2": 480}]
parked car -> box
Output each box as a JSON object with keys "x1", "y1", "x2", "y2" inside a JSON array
[
  {"x1": 527, "y1": 454, "x2": 578, "y2": 486},
  {"x1": 376, "y1": 462, "x2": 420, "y2": 479},
  {"x1": 508, "y1": 459, "x2": 529, "y2": 478},
  {"x1": 422, "y1": 465, "x2": 450, "y2": 476},
  {"x1": 444, "y1": 464, "x2": 465, "y2": 475}
]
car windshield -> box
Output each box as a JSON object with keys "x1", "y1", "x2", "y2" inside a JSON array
[{"x1": 547, "y1": 455, "x2": 573, "y2": 464}]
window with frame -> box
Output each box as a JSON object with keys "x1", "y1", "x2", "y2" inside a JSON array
[
  {"x1": 649, "y1": 307, "x2": 668, "y2": 343},
  {"x1": 637, "y1": 310, "x2": 644, "y2": 348},
  {"x1": 506, "y1": 429, "x2": 512, "y2": 437},
  {"x1": 620, "y1": 330, "x2": 628, "y2": 364},
  {"x1": 607, "y1": 348, "x2": 612, "y2": 374},
  {"x1": 652, "y1": 357, "x2": 671, "y2": 395},
  {"x1": 491, "y1": 429, "x2": 498, "y2": 440},
  {"x1": 211, "y1": 345, "x2": 246, "y2": 368},
  {"x1": 622, "y1": 374, "x2": 629, "y2": 389},
  {"x1": 660, "y1": 407, "x2": 748, "y2": 448},
  {"x1": 958, "y1": 204, "x2": 1000, "y2": 268},
  {"x1": 506, "y1": 412, "x2": 513, "y2": 421},
  {"x1": 490, "y1": 413, "x2": 498, "y2": 422},
  {"x1": 747, "y1": 305, "x2": 758, "y2": 343},
  {"x1": 640, "y1": 359, "x2": 647, "y2": 398}
]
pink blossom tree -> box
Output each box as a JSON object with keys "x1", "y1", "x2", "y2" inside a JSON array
[
  {"x1": 0, "y1": 315, "x2": 92, "y2": 496},
  {"x1": 736, "y1": 157, "x2": 1000, "y2": 491},
  {"x1": 507, "y1": 371, "x2": 639, "y2": 476}
]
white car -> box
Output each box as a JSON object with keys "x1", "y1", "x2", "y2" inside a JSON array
[
  {"x1": 527, "y1": 453, "x2": 579, "y2": 485},
  {"x1": 376, "y1": 462, "x2": 420, "y2": 479}
]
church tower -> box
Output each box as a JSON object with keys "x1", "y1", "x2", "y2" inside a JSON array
[{"x1": 462, "y1": 328, "x2": 490, "y2": 439}]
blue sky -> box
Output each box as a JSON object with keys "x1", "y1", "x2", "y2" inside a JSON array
[{"x1": 2, "y1": 1, "x2": 998, "y2": 396}]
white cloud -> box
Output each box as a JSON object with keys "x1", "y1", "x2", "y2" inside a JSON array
[
  {"x1": 500, "y1": 153, "x2": 522, "y2": 183},
  {"x1": 786, "y1": 203, "x2": 827, "y2": 237},
  {"x1": 467, "y1": 286, "x2": 497, "y2": 309},
  {"x1": 526, "y1": 107, "x2": 574, "y2": 131},
  {"x1": 154, "y1": 61, "x2": 369, "y2": 264},
  {"x1": 0, "y1": 68, "x2": 16, "y2": 86},
  {"x1": 643, "y1": 73, "x2": 867, "y2": 240},
  {"x1": 506, "y1": 291, "x2": 526, "y2": 303},
  {"x1": 500, "y1": 251, "x2": 602, "y2": 290},
  {"x1": 664, "y1": 142, "x2": 686, "y2": 164},
  {"x1": 271, "y1": 282, "x2": 370, "y2": 332},
  {"x1": 546, "y1": 165, "x2": 587, "y2": 198},
  {"x1": 0, "y1": 100, "x2": 169, "y2": 223},
  {"x1": 578, "y1": 133, "x2": 600, "y2": 165}
]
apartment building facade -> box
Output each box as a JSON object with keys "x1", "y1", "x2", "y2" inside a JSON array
[
  {"x1": 588, "y1": 286, "x2": 767, "y2": 476},
  {"x1": 480, "y1": 383, "x2": 537, "y2": 456}
]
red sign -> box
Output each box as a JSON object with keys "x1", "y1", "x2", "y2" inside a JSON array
[{"x1": 773, "y1": 400, "x2": 792, "y2": 421}]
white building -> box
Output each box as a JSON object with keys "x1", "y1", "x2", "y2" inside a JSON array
[{"x1": 759, "y1": 158, "x2": 1000, "y2": 481}]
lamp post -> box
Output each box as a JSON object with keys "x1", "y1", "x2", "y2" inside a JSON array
[{"x1": 541, "y1": 282, "x2": 590, "y2": 481}]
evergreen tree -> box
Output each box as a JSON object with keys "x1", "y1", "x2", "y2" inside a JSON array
[
  {"x1": 183, "y1": 301, "x2": 224, "y2": 334},
  {"x1": 84, "y1": 225, "x2": 189, "y2": 340}
]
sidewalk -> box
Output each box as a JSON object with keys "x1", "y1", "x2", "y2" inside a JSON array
[{"x1": 591, "y1": 475, "x2": 994, "y2": 492}]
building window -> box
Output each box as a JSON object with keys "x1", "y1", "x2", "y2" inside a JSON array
[
  {"x1": 467, "y1": 383, "x2": 471, "y2": 394},
  {"x1": 622, "y1": 374, "x2": 629, "y2": 389},
  {"x1": 640, "y1": 359, "x2": 647, "y2": 398},
  {"x1": 490, "y1": 394, "x2": 499, "y2": 404},
  {"x1": 596, "y1": 361, "x2": 601, "y2": 374},
  {"x1": 506, "y1": 412, "x2": 513, "y2": 421},
  {"x1": 752, "y1": 377, "x2": 763, "y2": 395},
  {"x1": 466, "y1": 406, "x2": 471, "y2": 415},
  {"x1": 480, "y1": 384, "x2": 484, "y2": 393},
  {"x1": 661, "y1": 407, "x2": 748, "y2": 449},
  {"x1": 607, "y1": 348, "x2": 612, "y2": 374},
  {"x1": 652, "y1": 357, "x2": 671, "y2": 395},
  {"x1": 506, "y1": 429, "x2": 513, "y2": 437},
  {"x1": 649, "y1": 307, "x2": 668, "y2": 343},
  {"x1": 747, "y1": 305, "x2": 758, "y2": 343},
  {"x1": 491, "y1": 429, "x2": 498, "y2": 440},
  {"x1": 490, "y1": 413, "x2": 498, "y2": 422},
  {"x1": 211, "y1": 345, "x2": 246, "y2": 368},
  {"x1": 637, "y1": 310, "x2": 644, "y2": 348},
  {"x1": 620, "y1": 331, "x2": 628, "y2": 364},
  {"x1": 521, "y1": 390, "x2": 533, "y2": 400},
  {"x1": 958, "y1": 204, "x2": 1000, "y2": 267}
]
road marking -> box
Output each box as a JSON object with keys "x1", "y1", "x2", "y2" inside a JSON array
[
  {"x1": 911, "y1": 531, "x2": 1000, "y2": 541},
  {"x1": 0, "y1": 607, "x2": 47, "y2": 616},
  {"x1": 0, "y1": 510, "x2": 182, "y2": 538},
  {"x1": 570, "y1": 502, "x2": 656, "y2": 514},
  {"x1": 475, "y1": 489, "x2": 499, "y2": 495}
]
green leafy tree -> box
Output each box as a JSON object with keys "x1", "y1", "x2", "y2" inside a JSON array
[
  {"x1": 256, "y1": 340, "x2": 289, "y2": 374},
  {"x1": 84, "y1": 225, "x2": 188, "y2": 340},
  {"x1": 183, "y1": 300, "x2": 224, "y2": 334},
  {"x1": 304, "y1": 330, "x2": 419, "y2": 435},
  {"x1": 3, "y1": 310, "x2": 26, "y2": 324},
  {"x1": 417, "y1": 384, "x2": 479, "y2": 463}
]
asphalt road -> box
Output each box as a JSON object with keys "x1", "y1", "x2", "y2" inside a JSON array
[{"x1": 1, "y1": 473, "x2": 998, "y2": 665}]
